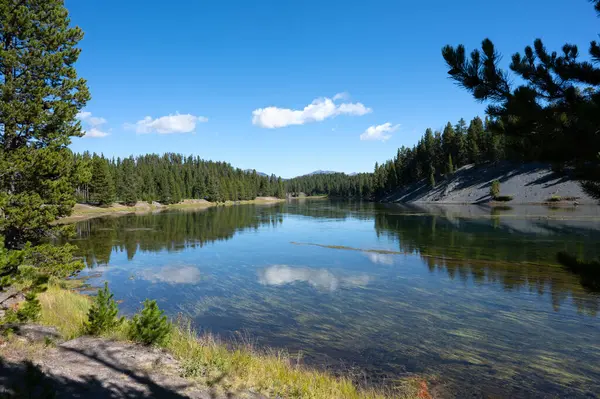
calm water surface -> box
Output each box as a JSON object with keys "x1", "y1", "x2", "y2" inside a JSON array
[{"x1": 70, "y1": 200, "x2": 600, "y2": 398}]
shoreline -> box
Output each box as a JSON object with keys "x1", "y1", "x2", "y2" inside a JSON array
[
  {"x1": 58, "y1": 197, "x2": 286, "y2": 224},
  {"x1": 0, "y1": 283, "x2": 421, "y2": 399}
]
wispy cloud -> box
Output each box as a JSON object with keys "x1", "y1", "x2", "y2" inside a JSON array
[
  {"x1": 125, "y1": 113, "x2": 208, "y2": 134},
  {"x1": 77, "y1": 111, "x2": 110, "y2": 138},
  {"x1": 359, "y1": 122, "x2": 399, "y2": 142},
  {"x1": 252, "y1": 93, "x2": 372, "y2": 129},
  {"x1": 332, "y1": 92, "x2": 350, "y2": 101}
]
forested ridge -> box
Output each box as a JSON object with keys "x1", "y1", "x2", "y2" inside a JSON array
[
  {"x1": 286, "y1": 116, "x2": 505, "y2": 198},
  {"x1": 74, "y1": 152, "x2": 286, "y2": 206},
  {"x1": 289, "y1": 1, "x2": 600, "y2": 201},
  {"x1": 1, "y1": 0, "x2": 599, "y2": 326}
]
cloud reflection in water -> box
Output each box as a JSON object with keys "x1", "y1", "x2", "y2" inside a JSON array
[
  {"x1": 364, "y1": 252, "x2": 396, "y2": 265},
  {"x1": 138, "y1": 265, "x2": 202, "y2": 284},
  {"x1": 258, "y1": 265, "x2": 369, "y2": 292}
]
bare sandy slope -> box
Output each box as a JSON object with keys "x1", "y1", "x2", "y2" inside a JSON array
[{"x1": 385, "y1": 162, "x2": 598, "y2": 204}]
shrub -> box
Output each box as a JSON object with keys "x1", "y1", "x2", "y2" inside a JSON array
[
  {"x1": 494, "y1": 195, "x2": 513, "y2": 202},
  {"x1": 129, "y1": 299, "x2": 171, "y2": 346},
  {"x1": 86, "y1": 282, "x2": 123, "y2": 335},
  {"x1": 490, "y1": 180, "x2": 500, "y2": 199},
  {"x1": 22, "y1": 244, "x2": 84, "y2": 280},
  {"x1": 16, "y1": 293, "x2": 42, "y2": 322}
]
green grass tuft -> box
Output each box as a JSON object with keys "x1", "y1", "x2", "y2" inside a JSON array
[{"x1": 38, "y1": 285, "x2": 91, "y2": 340}]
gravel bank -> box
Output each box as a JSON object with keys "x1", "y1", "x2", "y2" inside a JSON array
[{"x1": 386, "y1": 162, "x2": 598, "y2": 204}]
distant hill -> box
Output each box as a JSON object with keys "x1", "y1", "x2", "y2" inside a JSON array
[
  {"x1": 291, "y1": 170, "x2": 363, "y2": 178},
  {"x1": 244, "y1": 169, "x2": 268, "y2": 177},
  {"x1": 306, "y1": 170, "x2": 339, "y2": 176}
]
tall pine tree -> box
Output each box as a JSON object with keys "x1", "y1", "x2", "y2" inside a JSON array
[
  {"x1": 0, "y1": 0, "x2": 90, "y2": 249},
  {"x1": 442, "y1": 0, "x2": 600, "y2": 197},
  {"x1": 120, "y1": 157, "x2": 138, "y2": 205},
  {"x1": 90, "y1": 156, "x2": 115, "y2": 206}
]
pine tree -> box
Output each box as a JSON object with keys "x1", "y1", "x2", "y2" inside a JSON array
[
  {"x1": 120, "y1": 158, "x2": 138, "y2": 206},
  {"x1": 429, "y1": 170, "x2": 436, "y2": 188},
  {"x1": 490, "y1": 180, "x2": 500, "y2": 199},
  {"x1": 194, "y1": 174, "x2": 206, "y2": 199},
  {"x1": 423, "y1": 129, "x2": 436, "y2": 168},
  {"x1": 169, "y1": 174, "x2": 181, "y2": 204},
  {"x1": 86, "y1": 282, "x2": 123, "y2": 335},
  {"x1": 442, "y1": 122, "x2": 456, "y2": 161},
  {"x1": 447, "y1": 154, "x2": 455, "y2": 175},
  {"x1": 16, "y1": 293, "x2": 41, "y2": 322},
  {"x1": 129, "y1": 299, "x2": 171, "y2": 346},
  {"x1": 467, "y1": 118, "x2": 483, "y2": 164},
  {"x1": 158, "y1": 171, "x2": 171, "y2": 204},
  {"x1": 0, "y1": 0, "x2": 90, "y2": 249},
  {"x1": 276, "y1": 178, "x2": 285, "y2": 199},
  {"x1": 205, "y1": 175, "x2": 220, "y2": 202},
  {"x1": 454, "y1": 118, "x2": 468, "y2": 166},
  {"x1": 90, "y1": 156, "x2": 115, "y2": 206},
  {"x1": 442, "y1": 1, "x2": 600, "y2": 196}
]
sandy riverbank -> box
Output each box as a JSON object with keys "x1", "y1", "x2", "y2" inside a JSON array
[{"x1": 59, "y1": 197, "x2": 285, "y2": 224}]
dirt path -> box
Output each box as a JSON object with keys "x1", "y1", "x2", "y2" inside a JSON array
[{"x1": 0, "y1": 327, "x2": 262, "y2": 399}]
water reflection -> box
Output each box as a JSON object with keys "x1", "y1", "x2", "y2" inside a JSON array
[
  {"x1": 67, "y1": 200, "x2": 600, "y2": 398},
  {"x1": 372, "y1": 204, "x2": 600, "y2": 314},
  {"x1": 137, "y1": 265, "x2": 202, "y2": 284},
  {"x1": 71, "y1": 204, "x2": 284, "y2": 266},
  {"x1": 258, "y1": 265, "x2": 370, "y2": 291},
  {"x1": 364, "y1": 252, "x2": 396, "y2": 265}
]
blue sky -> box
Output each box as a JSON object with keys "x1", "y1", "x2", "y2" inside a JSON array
[{"x1": 66, "y1": 0, "x2": 598, "y2": 178}]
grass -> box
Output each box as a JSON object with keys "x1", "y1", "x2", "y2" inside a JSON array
[
  {"x1": 39, "y1": 284, "x2": 91, "y2": 340},
  {"x1": 36, "y1": 285, "x2": 418, "y2": 399},
  {"x1": 167, "y1": 323, "x2": 411, "y2": 398}
]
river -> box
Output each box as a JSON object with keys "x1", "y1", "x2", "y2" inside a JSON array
[{"x1": 69, "y1": 199, "x2": 600, "y2": 398}]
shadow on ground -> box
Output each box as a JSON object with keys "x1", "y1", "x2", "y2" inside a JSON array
[
  {"x1": 0, "y1": 355, "x2": 191, "y2": 399},
  {"x1": 0, "y1": 336, "x2": 254, "y2": 399}
]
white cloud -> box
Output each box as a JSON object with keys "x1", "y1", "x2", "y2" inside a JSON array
[
  {"x1": 126, "y1": 113, "x2": 208, "y2": 134},
  {"x1": 84, "y1": 128, "x2": 110, "y2": 138},
  {"x1": 76, "y1": 111, "x2": 92, "y2": 120},
  {"x1": 88, "y1": 116, "x2": 107, "y2": 126},
  {"x1": 252, "y1": 94, "x2": 372, "y2": 129},
  {"x1": 332, "y1": 92, "x2": 350, "y2": 101},
  {"x1": 76, "y1": 111, "x2": 110, "y2": 138},
  {"x1": 359, "y1": 122, "x2": 399, "y2": 142},
  {"x1": 258, "y1": 265, "x2": 370, "y2": 292}
]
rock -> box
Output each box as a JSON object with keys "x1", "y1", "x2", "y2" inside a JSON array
[
  {"x1": 0, "y1": 289, "x2": 25, "y2": 310},
  {"x1": 1, "y1": 324, "x2": 62, "y2": 344}
]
